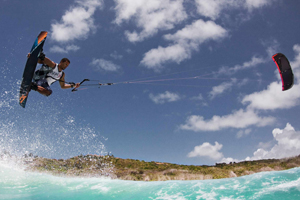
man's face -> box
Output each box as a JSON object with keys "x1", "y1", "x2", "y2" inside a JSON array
[{"x1": 61, "y1": 61, "x2": 70, "y2": 70}]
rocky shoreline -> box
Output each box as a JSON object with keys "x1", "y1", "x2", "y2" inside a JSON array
[{"x1": 17, "y1": 154, "x2": 300, "y2": 181}]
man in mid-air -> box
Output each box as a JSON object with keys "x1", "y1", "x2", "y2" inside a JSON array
[{"x1": 28, "y1": 52, "x2": 80, "y2": 96}]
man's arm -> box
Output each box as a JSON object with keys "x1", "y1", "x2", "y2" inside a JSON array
[
  {"x1": 59, "y1": 73, "x2": 80, "y2": 89},
  {"x1": 38, "y1": 57, "x2": 56, "y2": 68},
  {"x1": 37, "y1": 53, "x2": 56, "y2": 68}
]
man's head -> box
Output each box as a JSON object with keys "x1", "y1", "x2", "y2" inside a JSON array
[{"x1": 59, "y1": 58, "x2": 70, "y2": 70}]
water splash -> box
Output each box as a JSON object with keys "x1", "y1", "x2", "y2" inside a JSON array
[
  {"x1": 0, "y1": 163, "x2": 299, "y2": 199},
  {"x1": 0, "y1": 69, "x2": 107, "y2": 159}
]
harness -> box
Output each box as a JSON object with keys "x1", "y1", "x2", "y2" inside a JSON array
[{"x1": 33, "y1": 64, "x2": 64, "y2": 85}]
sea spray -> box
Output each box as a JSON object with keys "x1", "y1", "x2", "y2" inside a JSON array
[{"x1": 0, "y1": 69, "x2": 107, "y2": 159}]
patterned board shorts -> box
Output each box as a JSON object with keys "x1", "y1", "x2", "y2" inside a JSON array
[{"x1": 34, "y1": 78, "x2": 53, "y2": 93}]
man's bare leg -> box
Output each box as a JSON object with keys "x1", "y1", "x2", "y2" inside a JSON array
[{"x1": 36, "y1": 86, "x2": 52, "y2": 96}]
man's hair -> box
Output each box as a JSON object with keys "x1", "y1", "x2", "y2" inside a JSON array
[{"x1": 60, "y1": 58, "x2": 70, "y2": 64}]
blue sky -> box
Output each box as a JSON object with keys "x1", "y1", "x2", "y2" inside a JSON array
[{"x1": 1, "y1": 0, "x2": 300, "y2": 165}]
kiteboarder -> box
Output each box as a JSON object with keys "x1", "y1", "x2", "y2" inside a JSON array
[{"x1": 27, "y1": 52, "x2": 80, "y2": 96}]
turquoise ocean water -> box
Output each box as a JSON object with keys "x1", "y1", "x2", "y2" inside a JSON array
[{"x1": 1, "y1": 161, "x2": 299, "y2": 200}]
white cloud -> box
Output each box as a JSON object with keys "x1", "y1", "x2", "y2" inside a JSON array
[
  {"x1": 114, "y1": 0, "x2": 187, "y2": 42},
  {"x1": 180, "y1": 109, "x2": 275, "y2": 132},
  {"x1": 220, "y1": 157, "x2": 239, "y2": 164},
  {"x1": 49, "y1": 45, "x2": 80, "y2": 53},
  {"x1": 217, "y1": 56, "x2": 266, "y2": 75},
  {"x1": 195, "y1": 0, "x2": 274, "y2": 20},
  {"x1": 246, "y1": 123, "x2": 300, "y2": 160},
  {"x1": 114, "y1": 0, "x2": 275, "y2": 43},
  {"x1": 194, "y1": 0, "x2": 223, "y2": 20},
  {"x1": 163, "y1": 19, "x2": 227, "y2": 44},
  {"x1": 188, "y1": 123, "x2": 300, "y2": 163},
  {"x1": 291, "y1": 44, "x2": 300, "y2": 78},
  {"x1": 195, "y1": 0, "x2": 241, "y2": 20},
  {"x1": 187, "y1": 142, "x2": 224, "y2": 160},
  {"x1": 257, "y1": 140, "x2": 273, "y2": 150},
  {"x1": 141, "y1": 19, "x2": 227, "y2": 71},
  {"x1": 149, "y1": 91, "x2": 181, "y2": 104},
  {"x1": 90, "y1": 58, "x2": 121, "y2": 72},
  {"x1": 51, "y1": 0, "x2": 103, "y2": 42},
  {"x1": 262, "y1": 39, "x2": 280, "y2": 57},
  {"x1": 187, "y1": 141, "x2": 240, "y2": 163},
  {"x1": 209, "y1": 79, "x2": 237, "y2": 99},
  {"x1": 110, "y1": 51, "x2": 123, "y2": 60},
  {"x1": 190, "y1": 93, "x2": 204, "y2": 101},
  {"x1": 190, "y1": 94, "x2": 208, "y2": 107},
  {"x1": 245, "y1": 0, "x2": 272, "y2": 10},
  {"x1": 141, "y1": 44, "x2": 190, "y2": 72},
  {"x1": 242, "y1": 82, "x2": 300, "y2": 110},
  {"x1": 216, "y1": 40, "x2": 282, "y2": 75},
  {"x1": 236, "y1": 128, "x2": 252, "y2": 138}
]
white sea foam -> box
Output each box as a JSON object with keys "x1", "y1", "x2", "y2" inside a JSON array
[{"x1": 0, "y1": 164, "x2": 299, "y2": 200}]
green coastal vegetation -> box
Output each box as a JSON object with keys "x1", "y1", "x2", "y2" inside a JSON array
[{"x1": 20, "y1": 153, "x2": 300, "y2": 181}]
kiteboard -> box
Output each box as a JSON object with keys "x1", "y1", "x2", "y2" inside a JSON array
[{"x1": 19, "y1": 31, "x2": 48, "y2": 108}]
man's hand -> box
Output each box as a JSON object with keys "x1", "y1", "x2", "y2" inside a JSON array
[
  {"x1": 38, "y1": 52, "x2": 45, "y2": 60},
  {"x1": 69, "y1": 82, "x2": 80, "y2": 88},
  {"x1": 69, "y1": 82, "x2": 76, "y2": 88}
]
